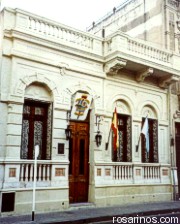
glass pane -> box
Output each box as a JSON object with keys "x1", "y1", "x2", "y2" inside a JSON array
[
  {"x1": 117, "y1": 131, "x2": 123, "y2": 161},
  {"x1": 35, "y1": 107, "x2": 44, "y2": 115},
  {"x1": 118, "y1": 119, "x2": 124, "y2": 126},
  {"x1": 23, "y1": 106, "x2": 30, "y2": 114},
  {"x1": 21, "y1": 120, "x2": 29, "y2": 159},
  {"x1": 152, "y1": 120, "x2": 158, "y2": 162},
  {"x1": 46, "y1": 104, "x2": 52, "y2": 160},
  {"x1": 34, "y1": 121, "x2": 43, "y2": 159},
  {"x1": 126, "y1": 116, "x2": 131, "y2": 162}
]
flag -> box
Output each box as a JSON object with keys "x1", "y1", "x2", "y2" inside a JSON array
[
  {"x1": 141, "y1": 116, "x2": 149, "y2": 153},
  {"x1": 111, "y1": 108, "x2": 119, "y2": 150}
]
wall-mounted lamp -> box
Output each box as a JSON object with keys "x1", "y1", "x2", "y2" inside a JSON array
[
  {"x1": 95, "y1": 115, "x2": 104, "y2": 130},
  {"x1": 171, "y1": 136, "x2": 174, "y2": 147},
  {"x1": 95, "y1": 115, "x2": 103, "y2": 147},
  {"x1": 65, "y1": 125, "x2": 71, "y2": 140},
  {"x1": 95, "y1": 131, "x2": 102, "y2": 147}
]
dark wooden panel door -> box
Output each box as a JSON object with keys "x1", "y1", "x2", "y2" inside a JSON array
[
  {"x1": 21, "y1": 100, "x2": 48, "y2": 160},
  {"x1": 175, "y1": 123, "x2": 180, "y2": 196},
  {"x1": 69, "y1": 122, "x2": 89, "y2": 203}
]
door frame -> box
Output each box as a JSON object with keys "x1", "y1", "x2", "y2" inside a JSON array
[{"x1": 68, "y1": 120, "x2": 90, "y2": 203}]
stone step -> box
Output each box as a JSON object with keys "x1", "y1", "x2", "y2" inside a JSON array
[{"x1": 68, "y1": 202, "x2": 96, "y2": 210}]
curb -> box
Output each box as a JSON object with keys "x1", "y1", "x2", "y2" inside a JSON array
[{"x1": 40, "y1": 207, "x2": 180, "y2": 224}]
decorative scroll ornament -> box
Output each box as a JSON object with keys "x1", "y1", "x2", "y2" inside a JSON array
[
  {"x1": 159, "y1": 75, "x2": 179, "y2": 88},
  {"x1": 173, "y1": 110, "x2": 180, "y2": 119},
  {"x1": 105, "y1": 57, "x2": 127, "y2": 75},
  {"x1": 177, "y1": 21, "x2": 180, "y2": 31},
  {"x1": 70, "y1": 92, "x2": 92, "y2": 120},
  {"x1": 136, "y1": 68, "x2": 153, "y2": 82}
]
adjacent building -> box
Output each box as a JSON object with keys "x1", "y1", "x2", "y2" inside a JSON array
[
  {"x1": 88, "y1": 0, "x2": 180, "y2": 53},
  {"x1": 0, "y1": 3, "x2": 180, "y2": 215}
]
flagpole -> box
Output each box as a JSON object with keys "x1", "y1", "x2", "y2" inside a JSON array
[
  {"x1": 105, "y1": 127, "x2": 112, "y2": 150},
  {"x1": 32, "y1": 145, "x2": 39, "y2": 221},
  {"x1": 136, "y1": 115, "x2": 149, "y2": 152},
  {"x1": 136, "y1": 135, "x2": 141, "y2": 152},
  {"x1": 106, "y1": 108, "x2": 115, "y2": 150}
]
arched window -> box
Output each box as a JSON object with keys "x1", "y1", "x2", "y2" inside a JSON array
[
  {"x1": 21, "y1": 83, "x2": 52, "y2": 160},
  {"x1": 141, "y1": 106, "x2": 158, "y2": 163},
  {"x1": 112, "y1": 100, "x2": 132, "y2": 162}
]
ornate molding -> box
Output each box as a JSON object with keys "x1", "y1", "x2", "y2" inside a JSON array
[
  {"x1": 142, "y1": 106, "x2": 156, "y2": 119},
  {"x1": 136, "y1": 68, "x2": 153, "y2": 82},
  {"x1": 177, "y1": 20, "x2": 180, "y2": 31},
  {"x1": 116, "y1": 100, "x2": 130, "y2": 114},
  {"x1": 63, "y1": 81, "x2": 101, "y2": 107},
  {"x1": 57, "y1": 62, "x2": 69, "y2": 76},
  {"x1": 14, "y1": 72, "x2": 62, "y2": 104},
  {"x1": 159, "y1": 75, "x2": 179, "y2": 88},
  {"x1": 105, "y1": 58, "x2": 127, "y2": 75},
  {"x1": 173, "y1": 110, "x2": 180, "y2": 119}
]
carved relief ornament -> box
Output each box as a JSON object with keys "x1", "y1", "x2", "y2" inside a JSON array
[
  {"x1": 159, "y1": 75, "x2": 179, "y2": 88},
  {"x1": 105, "y1": 58, "x2": 127, "y2": 75},
  {"x1": 136, "y1": 68, "x2": 154, "y2": 82}
]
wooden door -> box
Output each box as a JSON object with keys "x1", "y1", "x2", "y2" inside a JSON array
[
  {"x1": 69, "y1": 122, "x2": 89, "y2": 203},
  {"x1": 175, "y1": 123, "x2": 180, "y2": 196},
  {"x1": 21, "y1": 100, "x2": 48, "y2": 160}
]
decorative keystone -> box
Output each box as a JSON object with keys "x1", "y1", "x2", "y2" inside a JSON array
[
  {"x1": 58, "y1": 62, "x2": 69, "y2": 76},
  {"x1": 105, "y1": 58, "x2": 127, "y2": 75},
  {"x1": 159, "y1": 75, "x2": 179, "y2": 88},
  {"x1": 173, "y1": 110, "x2": 180, "y2": 119},
  {"x1": 136, "y1": 68, "x2": 153, "y2": 82}
]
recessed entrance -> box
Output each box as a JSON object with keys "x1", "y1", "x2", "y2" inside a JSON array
[{"x1": 69, "y1": 121, "x2": 89, "y2": 203}]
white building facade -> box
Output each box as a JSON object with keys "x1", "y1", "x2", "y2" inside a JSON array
[{"x1": 0, "y1": 7, "x2": 180, "y2": 215}]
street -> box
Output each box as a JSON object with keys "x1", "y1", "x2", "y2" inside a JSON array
[{"x1": 89, "y1": 212, "x2": 180, "y2": 224}]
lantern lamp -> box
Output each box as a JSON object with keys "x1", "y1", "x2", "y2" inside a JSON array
[
  {"x1": 65, "y1": 125, "x2": 71, "y2": 140},
  {"x1": 95, "y1": 131, "x2": 102, "y2": 147}
]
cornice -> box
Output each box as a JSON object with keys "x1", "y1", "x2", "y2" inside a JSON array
[{"x1": 4, "y1": 29, "x2": 104, "y2": 63}]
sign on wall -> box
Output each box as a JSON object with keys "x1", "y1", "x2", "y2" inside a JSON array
[{"x1": 70, "y1": 92, "x2": 92, "y2": 121}]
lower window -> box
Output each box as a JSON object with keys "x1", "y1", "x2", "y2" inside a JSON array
[
  {"x1": 112, "y1": 114, "x2": 132, "y2": 162},
  {"x1": 141, "y1": 118, "x2": 158, "y2": 163}
]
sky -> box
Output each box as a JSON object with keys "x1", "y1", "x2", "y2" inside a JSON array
[{"x1": 0, "y1": 0, "x2": 125, "y2": 31}]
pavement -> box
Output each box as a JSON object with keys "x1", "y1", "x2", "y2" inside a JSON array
[{"x1": 0, "y1": 201, "x2": 180, "y2": 224}]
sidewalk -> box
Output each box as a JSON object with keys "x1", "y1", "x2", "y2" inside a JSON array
[{"x1": 0, "y1": 201, "x2": 180, "y2": 224}]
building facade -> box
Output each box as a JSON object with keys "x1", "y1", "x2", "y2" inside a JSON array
[{"x1": 0, "y1": 6, "x2": 180, "y2": 215}]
